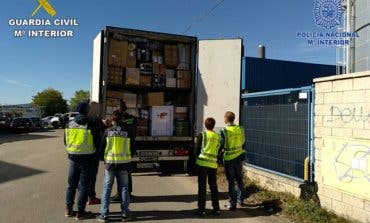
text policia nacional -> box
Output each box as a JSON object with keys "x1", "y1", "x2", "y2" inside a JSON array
[{"x1": 8, "y1": 19, "x2": 79, "y2": 38}]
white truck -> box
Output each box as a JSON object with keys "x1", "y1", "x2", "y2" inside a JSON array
[{"x1": 91, "y1": 26, "x2": 243, "y2": 173}]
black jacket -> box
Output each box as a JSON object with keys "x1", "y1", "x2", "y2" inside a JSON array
[{"x1": 64, "y1": 114, "x2": 101, "y2": 162}]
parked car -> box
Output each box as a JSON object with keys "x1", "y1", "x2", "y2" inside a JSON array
[
  {"x1": 41, "y1": 116, "x2": 53, "y2": 127},
  {"x1": 30, "y1": 117, "x2": 43, "y2": 129},
  {"x1": 50, "y1": 114, "x2": 63, "y2": 129},
  {"x1": 0, "y1": 112, "x2": 12, "y2": 131},
  {"x1": 60, "y1": 112, "x2": 79, "y2": 128},
  {"x1": 10, "y1": 117, "x2": 34, "y2": 133}
]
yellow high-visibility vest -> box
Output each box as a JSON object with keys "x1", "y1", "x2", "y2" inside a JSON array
[
  {"x1": 222, "y1": 125, "x2": 245, "y2": 161},
  {"x1": 196, "y1": 130, "x2": 220, "y2": 169},
  {"x1": 65, "y1": 121, "x2": 95, "y2": 155},
  {"x1": 104, "y1": 128, "x2": 131, "y2": 164}
]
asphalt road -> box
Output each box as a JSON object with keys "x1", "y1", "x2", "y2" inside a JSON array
[{"x1": 0, "y1": 129, "x2": 286, "y2": 223}]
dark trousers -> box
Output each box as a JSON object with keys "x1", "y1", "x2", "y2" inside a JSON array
[
  {"x1": 66, "y1": 159, "x2": 91, "y2": 212},
  {"x1": 197, "y1": 166, "x2": 220, "y2": 212},
  {"x1": 88, "y1": 159, "x2": 100, "y2": 198},
  {"x1": 224, "y1": 156, "x2": 245, "y2": 206}
]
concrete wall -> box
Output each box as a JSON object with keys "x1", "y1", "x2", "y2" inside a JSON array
[
  {"x1": 244, "y1": 165, "x2": 302, "y2": 197},
  {"x1": 314, "y1": 70, "x2": 370, "y2": 223}
]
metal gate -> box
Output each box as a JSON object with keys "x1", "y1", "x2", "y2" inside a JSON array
[{"x1": 241, "y1": 86, "x2": 314, "y2": 182}]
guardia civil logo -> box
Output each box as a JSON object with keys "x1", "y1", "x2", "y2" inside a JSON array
[
  {"x1": 32, "y1": 0, "x2": 56, "y2": 17},
  {"x1": 314, "y1": 0, "x2": 343, "y2": 29}
]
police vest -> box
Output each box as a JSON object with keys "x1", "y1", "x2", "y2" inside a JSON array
[
  {"x1": 196, "y1": 130, "x2": 220, "y2": 169},
  {"x1": 222, "y1": 125, "x2": 245, "y2": 161},
  {"x1": 104, "y1": 127, "x2": 131, "y2": 164},
  {"x1": 65, "y1": 121, "x2": 95, "y2": 155}
]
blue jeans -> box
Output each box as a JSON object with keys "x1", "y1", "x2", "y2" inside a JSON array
[
  {"x1": 100, "y1": 169, "x2": 130, "y2": 217},
  {"x1": 66, "y1": 159, "x2": 91, "y2": 212},
  {"x1": 224, "y1": 155, "x2": 245, "y2": 206}
]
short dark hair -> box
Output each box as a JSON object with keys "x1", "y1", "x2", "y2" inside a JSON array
[
  {"x1": 224, "y1": 111, "x2": 235, "y2": 123},
  {"x1": 112, "y1": 110, "x2": 122, "y2": 123},
  {"x1": 204, "y1": 117, "x2": 216, "y2": 130}
]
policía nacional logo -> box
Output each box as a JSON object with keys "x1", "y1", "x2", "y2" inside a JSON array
[
  {"x1": 32, "y1": 0, "x2": 56, "y2": 17},
  {"x1": 314, "y1": 0, "x2": 343, "y2": 29}
]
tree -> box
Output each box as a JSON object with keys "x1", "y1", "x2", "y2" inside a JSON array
[
  {"x1": 32, "y1": 88, "x2": 68, "y2": 116},
  {"x1": 70, "y1": 90, "x2": 90, "y2": 111}
]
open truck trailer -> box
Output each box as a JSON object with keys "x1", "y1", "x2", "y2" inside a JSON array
[{"x1": 91, "y1": 26, "x2": 243, "y2": 173}]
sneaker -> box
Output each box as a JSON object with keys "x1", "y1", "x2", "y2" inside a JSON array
[
  {"x1": 195, "y1": 210, "x2": 206, "y2": 217},
  {"x1": 122, "y1": 213, "x2": 135, "y2": 222},
  {"x1": 224, "y1": 204, "x2": 237, "y2": 211},
  {"x1": 212, "y1": 210, "x2": 221, "y2": 216},
  {"x1": 239, "y1": 201, "x2": 247, "y2": 207},
  {"x1": 65, "y1": 206, "x2": 73, "y2": 217},
  {"x1": 75, "y1": 211, "x2": 93, "y2": 220},
  {"x1": 96, "y1": 215, "x2": 108, "y2": 222},
  {"x1": 88, "y1": 197, "x2": 101, "y2": 205}
]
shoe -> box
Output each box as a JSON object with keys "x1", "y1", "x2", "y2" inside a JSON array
[
  {"x1": 96, "y1": 215, "x2": 108, "y2": 222},
  {"x1": 65, "y1": 206, "x2": 73, "y2": 217},
  {"x1": 239, "y1": 201, "x2": 247, "y2": 207},
  {"x1": 122, "y1": 213, "x2": 135, "y2": 222},
  {"x1": 195, "y1": 210, "x2": 206, "y2": 217},
  {"x1": 110, "y1": 194, "x2": 121, "y2": 202},
  {"x1": 224, "y1": 204, "x2": 237, "y2": 211},
  {"x1": 212, "y1": 210, "x2": 221, "y2": 216},
  {"x1": 88, "y1": 197, "x2": 101, "y2": 205},
  {"x1": 75, "y1": 211, "x2": 93, "y2": 220}
]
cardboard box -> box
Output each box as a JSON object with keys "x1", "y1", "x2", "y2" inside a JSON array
[
  {"x1": 147, "y1": 92, "x2": 164, "y2": 106},
  {"x1": 152, "y1": 51, "x2": 163, "y2": 64},
  {"x1": 166, "y1": 78, "x2": 176, "y2": 88},
  {"x1": 107, "y1": 90, "x2": 124, "y2": 99},
  {"x1": 152, "y1": 75, "x2": 165, "y2": 88},
  {"x1": 175, "y1": 107, "x2": 188, "y2": 113},
  {"x1": 106, "y1": 98, "x2": 120, "y2": 106},
  {"x1": 165, "y1": 69, "x2": 175, "y2": 78},
  {"x1": 177, "y1": 70, "x2": 191, "y2": 79},
  {"x1": 140, "y1": 75, "x2": 152, "y2": 87},
  {"x1": 150, "y1": 106, "x2": 174, "y2": 136},
  {"x1": 164, "y1": 45, "x2": 178, "y2": 67},
  {"x1": 123, "y1": 92, "x2": 137, "y2": 108},
  {"x1": 152, "y1": 63, "x2": 160, "y2": 74},
  {"x1": 126, "y1": 50, "x2": 137, "y2": 68},
  {"x1": 125, "y1": 68, "x2": 140, "y2": 85},
  {"x1": 159, "y1": 64, "x2": 166, "y2": 75},
  {"x1": 177, "y1": 44, "x2": 190, "y2": 70},
  {"x1": 108, "y1": 40, "x2": 128, "y2": 67},
  {"x1": 177, "y1": 78, "x2": 191, "y2": 89},
  {"x1": 137, "y1": 94, "x2": 145, "y2": 108},
  {"x1": 126, "y1": 108, "x2": 139, "y2": 117},
  {"x1": 107, "y1": 67, "x2": 123, "y2": 85}
]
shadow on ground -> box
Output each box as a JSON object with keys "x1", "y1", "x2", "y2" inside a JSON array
[
  {"x1": 99, "y1": 206, "x2": 273, "y2": 222},
  {"x1": 0, "y1": 161, "x2": 45, "y2": 184},
  {"x1": 0, "y1": 129, "x2": 57, "y2": 145},
  {"x1": 129, "y1": 192, "x2": 229, "y2": 203}
]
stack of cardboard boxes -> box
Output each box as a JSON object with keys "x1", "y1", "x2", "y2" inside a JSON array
[{"x1": 106, "y1": 37, "x2": 192, "y2": 136}]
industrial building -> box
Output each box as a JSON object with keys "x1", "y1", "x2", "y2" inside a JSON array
[{"x1": 0, "y1": 104, "x2": 41, "y2": 118}]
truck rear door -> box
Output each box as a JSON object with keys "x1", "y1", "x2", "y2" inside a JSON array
[
  {"x1": 196, "y1": 39, "x2": 243, "y2": 133},
  {"x1": 90, "y1": 31, "x2": 104, "y2": 103}
]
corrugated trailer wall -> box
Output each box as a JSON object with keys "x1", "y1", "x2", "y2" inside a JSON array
[{"x1": 243, "y1": 57, "x2": 337, "y2": 92}]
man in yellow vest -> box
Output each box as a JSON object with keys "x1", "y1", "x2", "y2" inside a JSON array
[
  {"x1": 97, "y1": 110, "x2": 134, "y2": 222},
  {"x1": 220, "y1": 111, "x2": 246, "y2": 211},
  {"x1": 64, "y1": 102, "x2": 101, "y2": 220},
  {"x1": 195, "y1": 117, "x2": 221, "y2": 216}
]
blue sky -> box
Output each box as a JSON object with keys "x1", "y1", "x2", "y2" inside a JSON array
[{"x1": 0, "y1": 0, "x2": 337, "y2": 104}]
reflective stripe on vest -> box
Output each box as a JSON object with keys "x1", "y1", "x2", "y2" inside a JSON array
[
  {"x1": 65, "y1": 122, "x2": 95, "y2": 155},
  {"x1": 104, "y1": 129, "x2": 131, "y2": 164},
  {"x1": 196, "y1": 131, "x2": 220, "y2": 169},
  {"x1": 222, "y1": 125, "x2": 245, "y2": 161}
]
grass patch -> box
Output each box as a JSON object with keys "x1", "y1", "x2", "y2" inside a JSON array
[{"x1": 216, "y1": 168, "x2": 357, "y2": 223}]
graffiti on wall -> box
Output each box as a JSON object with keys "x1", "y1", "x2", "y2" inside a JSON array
[
  {"x1": 323, "y1": 137, "x2": 370, "y2": 199},
  {"x1": 327, "y1": 106, "x2": 370, "y2": 124}
]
